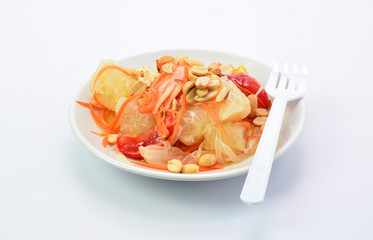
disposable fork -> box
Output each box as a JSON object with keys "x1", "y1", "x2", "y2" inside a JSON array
[{"x1": 240, "y1": 59, "x2": 308, "y2": 205}]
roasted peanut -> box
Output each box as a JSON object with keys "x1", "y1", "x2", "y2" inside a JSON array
[
  {"x1": 248, "y1": 94, "x2": 258, "y2": 115},
  {"x1": 195, "y1": 90, "x2": 218, "y2": 102},
  {"x1": 186, "y1": 87, "x2": 198, "y2": 103},
  {"x1": 139, "y1": 66, "x2": 158, "y2": 87},
  {"x1": 195, "y1": 77, "x2": 210, "y2": 89},
  {"x1": 196, "y1": 88, "x2": 208, "y2": 97},
  {"x1": 182, "y1": 81, "x2": 196, "y2": 95},
  {"x1": 255, "y1": 108, "x2": 269, "y2": 117},
  {"x1": 220, "y1": 64, "x2": 234, "y2": 75},
  {"x1": 208, "y1": 64, "x2": 221, "y2": 75},
  {"x1": 158, "y1": 55, "x2": 175, "y2": 64},
  {"x1": 162, "y1": 63, "x2": 174, "y2": 73},
  {"x1": 215, "y1": 87, "x2": 230, "y2": 102},
  {"x1": 167, "y1": 159, "x2": 183, "y2": 173},
  {"x1": 191, "y1": 66, "x2": 208, "y2": 76},
  {"x1": 175, "y1": 56, "x2": 188, "y2": 64},
  {"x1": 181, "y1": 164, "x2": 199, "y2": 173},
  {"x1": 186, "y1": 58, "x2": 205, "y2": 67},
  {"x1": 188, "y1": 70, "x2": 198, "y2": 81},
  {"x1": 207, "y1": 80, "x2": 221, "y2": 90},
  {"x1": 107, "y1": 134, "x2": 118, "y2": 144},
  {"x1": 129, "y1": 81, "x2": 146, "y2": 95},
  {"x1": 209, "y1": 74, "x2": 221, "y2": 81},
  {"x1": 253, "y1": 116, "x2": 267, "y2": 126},
  {"x1": 198, "y1": 154, "x2": 217, "y2": 167}
]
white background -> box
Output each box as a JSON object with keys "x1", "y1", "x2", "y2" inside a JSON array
[{"x1": 1, "y1": 0, "x2": 372, "y2": 239}]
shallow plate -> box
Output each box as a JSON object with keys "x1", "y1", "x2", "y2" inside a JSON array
[{"x1": 69, "y1": 49, "x2": 306, "y2": 181}]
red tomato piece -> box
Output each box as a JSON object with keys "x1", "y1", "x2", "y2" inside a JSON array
[
  {"x1": 117, "y1": 129, "x2": 162, "y2": 159},
  {"x1": 227, "y1": 73, "x2": 270, "y2": 109}
]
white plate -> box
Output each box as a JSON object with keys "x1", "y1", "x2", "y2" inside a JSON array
[{"x1": 69, "y1": 49, "x2": 306, "y2": 181}]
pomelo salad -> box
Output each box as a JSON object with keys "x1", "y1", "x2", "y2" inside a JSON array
[{"x1": 76, "y1": 56, "x2": 271, "y2": 173}]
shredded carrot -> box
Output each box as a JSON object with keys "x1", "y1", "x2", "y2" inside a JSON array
[
  {"x1": 132, "y1": 161, "x2": 168, "y2": 171},
  {"x1": 102, "y1": 108, "x2": 112, "y2": 124},
  {"x1": 184, "y1": 142, "x2": 201, "y2": 152},
  {"x1": 137, "y1": 66, "x2": 186, "y2": 115},
  {"x1": 90, "y1": 131, "x2": 106, "y2": 137},
  {"x1": 102, "y1": 134, "x2": 109, "y2": 148},
  {"x1": 98, "y1": 108, "x2": 106, "y2": 124},
  {"x1": 155, "y1": 110, "x2": 169, "y2": 137},
  {"x1": 200, "y1": 103, "x2": 227, "y2": 139},
  {"x1": 76, "y1": 100, "x2": 105, "y2": 110},
  {"x1": 184, "y1": 65, "x2": 189, "y2": 81},
  {"x1": 199, "y1": 163, "x2": 224, "y2": 171}
]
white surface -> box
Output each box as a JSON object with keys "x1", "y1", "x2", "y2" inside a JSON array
[
  {"x1": 70, "y1": 49, "x2": 306, "y2": 181},
  {"x1": 1, "y1": 0, "x2": 372, "y2": 239}
]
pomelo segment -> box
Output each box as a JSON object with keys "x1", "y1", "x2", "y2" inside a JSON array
[{"x1": 90, "y1": 59, "x2": 137, "y2": 111}]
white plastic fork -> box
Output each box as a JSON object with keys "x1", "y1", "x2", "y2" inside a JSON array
[{"x1": 240, "y1": 59, "x2": 308, "y2": 205}]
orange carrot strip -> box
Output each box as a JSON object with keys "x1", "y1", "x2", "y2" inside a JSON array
[
  {"x1": 155, "y1": 110, "x2": 169, "y2": 137},
  {"x1": 137, "y1": 97, "x2": 156, "y2": 113},
  {"x1": 89, "y1": 102, "x2": 109, "y2": 130},
  {"x1": 90, "y1": 131, "x2": 106, "y2": 136},
  {"x1": 102, "y1": 135, "x2": 109, "y2": 148},
  {"x1": 76, "y1": 100, "x2": 105, "y2": 109},
  {"x1": 132, "y1": 161, "x2": 168, "y2": 171},
  {"x1": 168, "y1": 94, "x2": 187, "y2": 144},
  {"x1": 184, "y1": 142, "x2": 201, "y2": 153},
  {"x1": 200, "y1": 103, "x2": 227, "y2": 139},
  {"x1": 102, "y1": 109, "x2": 111, "y2": 124},
  {"x1": 95, "y1": 65, "x2": 129, "y2": 81},
  {"x1": 184, "y1": 65, "x2": 189, "y2": 81},
  {"x1": 199, "y1": 163, "x2": 224, "y2": 171},
  {"x1": 98, "y1": 108, "x2": 106, "y2": 124}
]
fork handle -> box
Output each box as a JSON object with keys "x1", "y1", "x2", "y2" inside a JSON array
[{"x1": 240, "y1": 96, "x2": 288, "y2": 205}]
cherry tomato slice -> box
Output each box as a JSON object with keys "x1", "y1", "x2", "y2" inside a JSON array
[
  {"x1": 117, "y1": 129, "x2": 162, "y2": 159},
  {"x1": 227, "y1": 73, "x2": 270, "y2": 109}
]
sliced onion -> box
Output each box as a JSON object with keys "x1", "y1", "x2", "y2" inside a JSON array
[
  {"x1": 170, "y1": 126, "x2": 183, "y2": 145},
  {"x1": 139, "y1": 145, "x2": 188, "y2": 166}
]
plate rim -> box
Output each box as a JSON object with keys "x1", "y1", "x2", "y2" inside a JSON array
[{"x1": 69, "y1": 48, "x2": 306, "y2": 181}]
